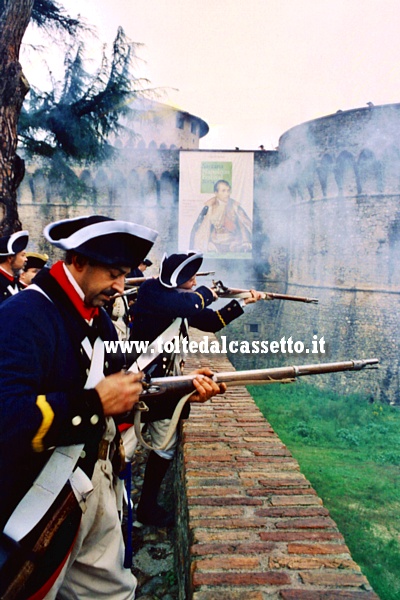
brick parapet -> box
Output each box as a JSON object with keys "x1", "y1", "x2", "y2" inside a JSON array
[{"x1": 174, "y1": 330, "x2": 378, "y2": 599}]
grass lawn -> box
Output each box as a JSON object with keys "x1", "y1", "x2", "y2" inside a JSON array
[{"x1": 248, "y1": 382, "x2": 400, "y2": 600}]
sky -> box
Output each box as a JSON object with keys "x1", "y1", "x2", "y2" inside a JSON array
[{"x1": 23, "y1": 0, "x2": 400, "y2": 151}]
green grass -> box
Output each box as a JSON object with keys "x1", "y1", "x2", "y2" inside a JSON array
[{"x1": 248, "y1": 382, "x2": 400, "y2": 600}]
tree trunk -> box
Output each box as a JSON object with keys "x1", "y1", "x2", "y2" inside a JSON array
[{"x1": 0, "y1": 0, "x2": 33, "y2": 236}]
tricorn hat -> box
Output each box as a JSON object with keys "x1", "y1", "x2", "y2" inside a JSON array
[
  {"x1": 0, "y1": 231, "x2": 29, "y2": 256},
  {"x1": 159, "y1": 252, "x2": 203, "y2": 288},
  {"x1": 141, "y1": 258, "x2": 153, "y2": 267},
  {"x1": 24, "y1": 252, "x2": 49, "y2": 271},
  {"x1": 44, "y1": 215, "x2": 157, "y2": 268}
]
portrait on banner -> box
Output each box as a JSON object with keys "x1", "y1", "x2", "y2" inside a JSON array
[{"x1": 179, "y1": 152, "x2": 254, "y2": 259}]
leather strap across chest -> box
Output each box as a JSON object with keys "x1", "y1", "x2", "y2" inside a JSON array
[{"x1": 3, "y1": 290, "x2": 108, "y2": 543}]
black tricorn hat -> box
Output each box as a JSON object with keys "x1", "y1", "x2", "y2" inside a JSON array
[
  {"x1": 0, "y1": 231, "x2": 29, "y2": 256},
  {"x1": 24, "y1": 252, "x2": 49, "y2": 271},
  {"x1": 142, "y1": 258, "x2": 153, "y2": 267},
  {"x1": 159, "y1": 252, "x2": 203, "y2": 288},
  {"x1": 44, "y1": 215, "x2": 157, "y2": 268}
]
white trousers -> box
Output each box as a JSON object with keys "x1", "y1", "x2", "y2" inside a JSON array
[
  {"x1": 44, "y1": 431, "x2": 137, "y2": 599},
  {"x1": 121, "y1": 419, "x2": 178, "y2": 462},
  {"x1": 148, "y1": 419, "x2": 178, "y2": 460}
]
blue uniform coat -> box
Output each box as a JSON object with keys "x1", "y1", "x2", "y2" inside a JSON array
[
  {"x1": 130, "y1": 278, "x2": 244, "y2": 348},
  {"x1": 0, "y1": 269, "x2": 120, "y2": 528}
]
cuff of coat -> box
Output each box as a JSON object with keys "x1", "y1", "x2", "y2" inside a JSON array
[
  {"x1": 217, "y1": 299, "x2": 244, "y2": 326},
  {"x1": 68, "y1": 389, "x2": 106, "y2": 435},
  {"x1": 195, "y1": 285, "x2": 215, "y2": 308},
  {"x1": 42, "y1": 389, "x2": 106, "y2": 449}
]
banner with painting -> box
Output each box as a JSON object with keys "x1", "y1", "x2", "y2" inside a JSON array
[{"x1": 178, "y1": 151, "x2": 254, "y2": 258}]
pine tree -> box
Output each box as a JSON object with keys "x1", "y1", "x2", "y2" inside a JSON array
[
  {"x1": 0, "y1": 0, "x2": 83, "y2": 234},
  {"x1": 0, "y1": 1, "x2": 145, "y2": 232},
  {"x1": 19, "y1": 27, "x2": 147, "y2": 202},
  {"x1": 0, "y1": 0, "x2": 34, "y2": 235}
]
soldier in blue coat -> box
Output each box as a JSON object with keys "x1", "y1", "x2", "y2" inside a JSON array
[
  {"x1": 0, "y1": 217, "x2": 223, "y2": 600},
  {"x1": 126, "y1": 257, "x2": 153, "y2": 280},
  {"x1": 129, "y1": 252, "x2": 261, "y2": 526},
  {"x1": 19, "y1": 251, "x2": 49, "y2": 287},
  {"x1": 0, "y1": 230, "x2": 28, "y2": 303}
]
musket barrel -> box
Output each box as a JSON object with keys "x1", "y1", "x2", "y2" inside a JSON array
[
  {"x1": 212, "y1": 359, "x2": 379, "y2": 384},
  {"x1": 143, "y1": 359, "x2": 379, "y2": 396},
  {"x1": 125, "y1": 277, "x2": 147, "y2": 285},
  {"x1": 126, "y1": 272, "x2": 214, "y2": 287},
  {"x1": 214, "y1": 282, "x2": 318, "y2": 304},
  {"x1": 113, "y1": 287, "x2": 139, "y2": 298},
  {"x1": 264, "y1": 293, "x2": 319, "y2": 304}
]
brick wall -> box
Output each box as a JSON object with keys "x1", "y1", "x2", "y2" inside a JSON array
[{"x1": 174, "y1": 330, "x2": 378, "y2": 600}]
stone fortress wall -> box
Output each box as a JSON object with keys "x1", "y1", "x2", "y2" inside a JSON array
[
  {"x1": 248, "y1": 104, "x2": 400, "y2": 403},
  {"x1": 17, "y1": 102, "x2": 400, "y2": 403}
]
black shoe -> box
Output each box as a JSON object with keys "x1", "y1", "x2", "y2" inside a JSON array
[{"x1": 135, "y1": 503, "x2": 174, "y2": 528}]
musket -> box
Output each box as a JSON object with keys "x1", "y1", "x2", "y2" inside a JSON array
[
  {"x1": 112, "y1": 287, "x2": 139, "y2": 299},
  {"x1": 120, "y1": 272, "x2": 217, "y2": 297},
  {"x1": 125, "y1": 276, "x2": 147, "y2": 286},
  {"x1": 140, "y1": 359, "x2": 378, "y2": 399},
  {"x1": 212, "y1": 279, "x2": 318, "y2": 304},
  {"x1": 125, "y1": 271, "x2": 215, "y2": 288},
  {"x1": 134, "y1": 358, "x2": 379, "y2": 453}
]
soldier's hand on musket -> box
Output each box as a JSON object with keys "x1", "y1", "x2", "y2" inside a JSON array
[
  {"x1": 209, "y1": 286, "x2": 219, "y2": 300},
  {"x1": 95, "y1": 371, "x2": 143, "y2": 415},
  {"x1": 189, "y1": 367, "x2": 227, "y2": 403},
  {"x1": 210, "y1": 280, "x2": 223, "y2": 297},
  {"x1": 244, "y1": 289, "x2": 263, "y2": 304}
]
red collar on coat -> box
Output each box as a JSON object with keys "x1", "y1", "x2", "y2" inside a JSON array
[
  {"x1": 50, "y1": 261, "x2": 99, "y2": 321},
  {"x1": 0, "y1": 266, "x2": 15, "y2": 282}
]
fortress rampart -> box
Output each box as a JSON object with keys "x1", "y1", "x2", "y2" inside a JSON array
[{"x1": 17, "y1": 103, "x2": 400, "y2": 402}]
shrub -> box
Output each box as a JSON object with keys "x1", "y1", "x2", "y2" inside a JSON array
[
  {"x1": 337, "y1": 428, "x2": 360, "y2": 447},
  {"x1": 291, "y1": 420, "x2": 317, "y2": 440},
  {"x1": 376, "y1": 451, "x2": 400, "y2": 465}
]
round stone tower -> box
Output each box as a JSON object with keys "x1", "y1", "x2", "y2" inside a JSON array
[{"x1": 274, "y1": 103, "x2": 400, "y2": 402}]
